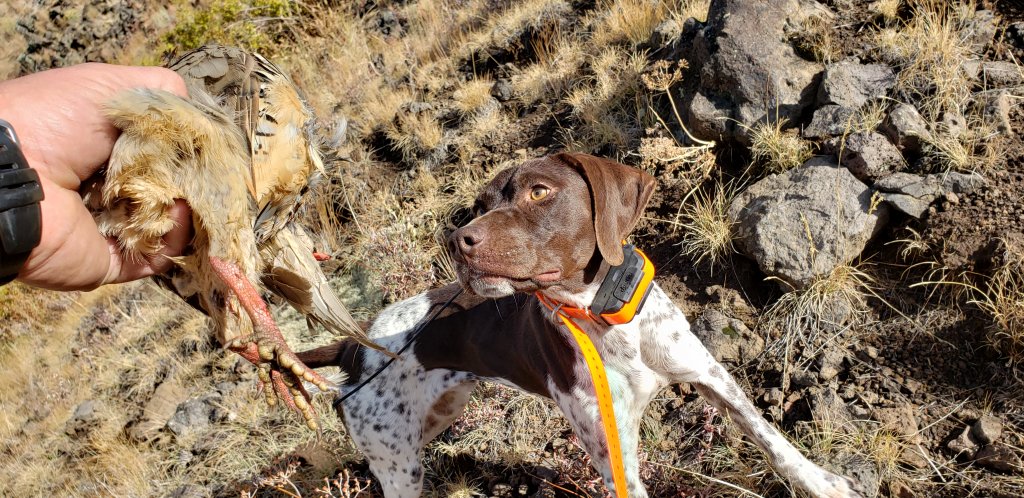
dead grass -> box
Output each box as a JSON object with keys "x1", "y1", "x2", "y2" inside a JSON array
[
  {"x1": 563, "y1": 47, "x2": 650, "y2": 150},
  {"x1": 973, "y1": 239, "x2": 1024, "y2": 364},
  {"x1": 761, "y1": 264, "x2": 876, "y2": 365},
  {"x1": 592, "y1": 0, "x2": 675, "y2": 47},
  {"x1": 676, "y1": 181, "x2": 737, "y2": 273},
  {"x1": 748, "y1": 119, "x2": 813, "y2": 174},
  {"x1": 870, "y1": 0, "x2": 902, "y2": 24},
  {"x1": 789, "y1": 13, "x2": 841, "y2": 64},
  {"x1": 874, "y1": 0, "x2": 978, "y2": 118}
]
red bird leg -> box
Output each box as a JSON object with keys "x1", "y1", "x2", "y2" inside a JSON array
[
  {"x1": 208, "y1": 256, "x2": 331, "y2": 429},
  {"x1": 312, "y1": 251, "x2": 331, "y2": 262}
]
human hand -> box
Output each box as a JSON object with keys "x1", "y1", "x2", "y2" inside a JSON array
[{"x1": 0, "y1": 63, "x2": 192, "y2": 290}]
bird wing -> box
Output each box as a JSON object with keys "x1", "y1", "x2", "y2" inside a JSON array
[{"x1": 260, "y1": 224, "x2": 384, "y2": 352}]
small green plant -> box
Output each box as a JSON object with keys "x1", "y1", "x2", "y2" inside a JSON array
[{"x1": 163, "y1": 0, "x2": 296, "y2": 54}]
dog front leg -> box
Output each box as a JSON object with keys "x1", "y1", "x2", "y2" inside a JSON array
[{"x1": 688, "y1": 361, "x2": 862, "y2": 498}]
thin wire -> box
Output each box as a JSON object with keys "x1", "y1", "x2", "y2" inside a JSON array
[{"x1": 333, "y1": 288, "x2": 464, "y2": 411}]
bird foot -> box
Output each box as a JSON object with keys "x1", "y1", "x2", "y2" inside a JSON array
[{"x1": 209, "y1": 256, "x2": 334, "y2": 430}]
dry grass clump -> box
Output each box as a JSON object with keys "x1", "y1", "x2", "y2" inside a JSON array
[
  {"x1": 676, "y1": 182, "x2": 737, "y2": 273},
  {"x1": 762, "y1": 264, "x2": 876, "y2": 356},
  {"x1": 453, "y1": 77, "x2": 496, "y2": 116},
  {"x1": 870, "y1": 0, "x2": 902, "y2": 24},
  {"x1": 974, "y1": 239, "x2": 1024, "y2": 363},
  {"x1": 922, "y1": 116, "x2": 1001, "y2": 173},
  {"x1": 854, "y1": 99, "x2": 889, "y2": 134},
  {"x1": 803, "y1": 415, "x2": 916, "y2": 497},
  {"x1": 873, "y1": 0, "x2": 978, "y2": 117},
  {"x1": 430, "y1": 384, "x2": 561, "y2": 464},
  {"x1": 563, "y1": 47, "x2": 650, "y2": 149},
  {"x1": 675, "y1": 0, "x2": 711, "y2": 24},
  {"x1": 163, "y1": 0, "x2": 298, "y2": 55},
  {"x1": 513, "y1": 36, "x2": 586, "y2": 106},
  {"x1": 748, "y1": 120, "x2": 813, "y2": 174},
  {"x1": 592, "y1": 0, "x2": 675, "y2": 47},
  {"x1": 636, "y1": 135, "x2": 716, "y2": 185},
  {"x1": 459, "y1": 0, "x2": 571, "y2": 59},
  {"x1": 387, "y1": 110, "x2": 446, "y2": 164},
  {"x1": 789, "y1": 14, "x2": 841, "y2": 64},
  {"x1": 0, "y1": 278, "x2": 358, "y2": 496}
]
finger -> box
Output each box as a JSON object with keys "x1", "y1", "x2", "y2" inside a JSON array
[
  {"x1": 144, "y1": 199, "x2": 193, "y2": 275},
  {"x1": 107, "y1": 199, "x2": 193, "y2": 284}
]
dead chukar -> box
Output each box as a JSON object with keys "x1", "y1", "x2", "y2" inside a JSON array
[{"x1": 93, "y1": 44, "x2": 380, "y2": 429}]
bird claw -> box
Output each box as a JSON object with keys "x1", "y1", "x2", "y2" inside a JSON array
[{"x1": 227, "y1": 334, "x2": 333, "y2": 429}]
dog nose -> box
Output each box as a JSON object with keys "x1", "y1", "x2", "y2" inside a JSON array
[{"x1": 455, "y1": 226, "x2": 485, "y2": 257}]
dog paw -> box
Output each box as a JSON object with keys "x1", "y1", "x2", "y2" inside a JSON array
[{"x1": 816, "y1": 473, "x2": 863, "y2": 498}]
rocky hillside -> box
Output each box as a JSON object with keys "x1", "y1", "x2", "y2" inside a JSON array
[{"x1": 2, "y1": 0, "x2": 1024, "y2": 497}]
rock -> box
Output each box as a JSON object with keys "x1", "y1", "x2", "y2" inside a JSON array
[
  {"x1": 807, "y1": 386, "x2": 854, "y2": 429},
  {"x1": 871, "y1": 404, "x2": 919, "y2": 440},
  {"x1": 803, "y1": 105, "x2": 857, "y2": 139},
  {"x1": 166, "y1": 394, "x2": 224, "y2": 439},
  {"x1": 686, "y1": 0, "x2": 829, "y2": 143},
  {"x1": 825, "y1": 131, "x2": 906, "y2": 181},
  {"x1": 65, "y1": 399, "x2": 102, "y2": 436},
  {"x1": 947, "y1": 425, "x2": 979, "y2": 457},
  {"x1": 971, "y1": 415, "x2": 1004, "y2": 445},
  {"x1": 975, "y1": 444, "x2": 1022, "y2": 473},
  {"x1": 875, "y1": 171, "x2": 986, "y2": 218},
  {"x1": 984, "y1": 90, "x2": 1014, "y2": 136},
  {"x1": 492, "y1": 79, "x2": 513, "y2": 102},
  {"x1": 900, "y1": 445, "x2": 930, "y2": 470},
  {"x1": 888, "y1": 479, "x2": 917, "y2": 498},
  {"x1": 650, "y1": 18, "x2": 682, "y2": 46},
  {"x1": 1010, "y1": 22, "x2": 1024, "y2": 49},
  {"x1": 817, "y1": 348, "x2": 845, "y2": 381},
  {"x1": 962, "y1": 10, "x2": 998, "y2": 54},
  {"x1": 881, "y1": 103, "x2": 932, "y2": 153},
  {"x1": 129, "y1": 377, "x2": 187, "y2": 442},
  {"x1": 818, "y1": 58, "x2": 896, "y2": 109},
  {"x1": 729, "y1": 157, "x2": 888, "y2": 288},
  {"x1": 832, "y1": 453, "x2": 880, "y2": 498},
  {"x1": 492, "y1": 483, "x2": 513, "y2": 497},
  {"x1": 791, "y1": 369, "x2": 818, "y2": 388},
  {"x1": 764, "y1": 388, "x2": 784, "y2": 406},
  {"x1": 691, "y1": 308, "x2": 764, "y2": 364},
  {"x1": 963, "y1": 60, "x2": 1024, "y2": 88},
  {"x1": 939, "y1": 110, "x2": 967, "y2": 138}
]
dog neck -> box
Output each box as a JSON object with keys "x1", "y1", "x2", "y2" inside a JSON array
[{"x1": 536, "y1": 245, "x2": 654, "y2": 328}]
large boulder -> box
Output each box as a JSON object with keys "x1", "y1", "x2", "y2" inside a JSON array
[
  {"x1": 686, "y1": 0, "x2": 830, "y2": 143},
  {"x1": 729, "y1": 157, "x2": 888, "y2": 288}
]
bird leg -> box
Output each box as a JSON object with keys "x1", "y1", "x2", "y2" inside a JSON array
[{"x1": 208, "y1": 255, "x2": 333, "y2": 430}]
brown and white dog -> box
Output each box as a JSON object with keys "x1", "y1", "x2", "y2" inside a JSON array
[{"x1": 298, "y1": 153, "x2": 861, "y2": 497}]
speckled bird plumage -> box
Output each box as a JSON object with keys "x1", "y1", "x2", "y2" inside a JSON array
[{"x1": 92, "y1": 44, "x2": 377, "y2": 428}]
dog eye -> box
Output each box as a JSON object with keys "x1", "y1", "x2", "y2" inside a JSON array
[{"x1": 529, "y1": 186, "x2": 550, "y2": 201}]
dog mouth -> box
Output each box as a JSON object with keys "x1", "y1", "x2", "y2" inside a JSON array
[
  {"x1": 459, "y1": 265, "x2": 562, "y2": 297},
  {"x1": 472, "y1": 269, "x2": 561, "y2": 285}
]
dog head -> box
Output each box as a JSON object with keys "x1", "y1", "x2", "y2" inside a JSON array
[{"x1": 449, "y1": 152, "x2": 655, "y2": 301}]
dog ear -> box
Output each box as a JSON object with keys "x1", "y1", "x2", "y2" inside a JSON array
[{"x1": 554, "y1": 152, "x2": 656, "y2": 265}]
